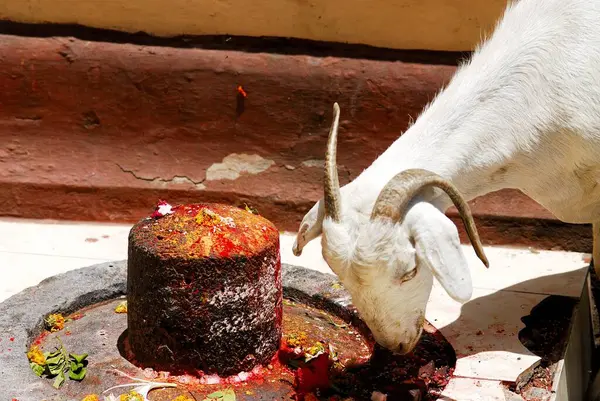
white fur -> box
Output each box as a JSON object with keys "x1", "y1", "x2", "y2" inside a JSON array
[{"x1": 294, "y1": 0, "x2": 600, "y2": 358}]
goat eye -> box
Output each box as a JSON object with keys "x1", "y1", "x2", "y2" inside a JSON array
[{"x1": 397, "y1": 267, "x2": 417, "y2": 283}]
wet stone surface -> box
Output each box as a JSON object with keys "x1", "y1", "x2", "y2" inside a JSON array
[{"x1": 30, "y1": 298, "x2": 456, "y2": 401}]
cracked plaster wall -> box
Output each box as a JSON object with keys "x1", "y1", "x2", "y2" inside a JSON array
[
  {"x1": 0, "y1": 33, "x2": 589, "y2": 253},
  {"x1": 115, "y1": 153, "x2": 277, "y2": 190}
]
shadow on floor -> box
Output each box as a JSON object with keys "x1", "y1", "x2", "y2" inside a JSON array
[{"x1": 439, "y1": 266, "x2": 588, "y2": 361}]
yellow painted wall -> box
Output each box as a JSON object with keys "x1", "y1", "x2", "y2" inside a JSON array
[{"x1": 0, "y1": 0, "x2": 509, "y2": 51}]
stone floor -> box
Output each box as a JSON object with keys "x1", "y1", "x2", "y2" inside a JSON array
[{"x1": 0, "y1": 217, "x2": 592, "y2": 400}]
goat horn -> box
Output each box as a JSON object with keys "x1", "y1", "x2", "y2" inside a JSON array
[
  {"x1": 324, "y1": 103, "x2": 342, "y2": 222},
  {"x1": 371, "y1": 169, "x2": 489, "y2": 268}
]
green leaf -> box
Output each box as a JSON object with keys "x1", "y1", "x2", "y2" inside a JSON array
[
  {"x1": 326, "y1": 315, "x2": 347, "y2": 328},
  {"x1": 45, "y1": 349, "x2": 62, "y2": 360},
  {"x1": 52, "y1": 371, "x2": 66, "y2": 389},
  {"x1": 68, "y1": 366, "x2": 87, "y2": 381},
  {"x1": 69, "y1": 360, "x2": 84, "y2": 372},
  {"x1": 204, "y1": 388, "x2": 236, "y2": 401},
  {"x1": 30, "y1": 362, "x2": 45, "y2": 377},
  {"x1": 223, "y1": 389, "x2": 236, "y2": 401},
  {"x1": 45, "y1": 353, "x2": 64, "y2": 366},
  {"x1": 47, "y1": 360, "x2": 65, "y2": 376},
  {"x1": 46, "y1": 359, "x2": 62, "y2": 369},
  {"x1": 46, "y1": 345, "x2": 67, "y2": 375},
  {"x1": 69, "y1": 353, "x2": 88, "y2": 364}
]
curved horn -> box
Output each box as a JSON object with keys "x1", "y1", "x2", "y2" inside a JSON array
[
  {"x1": 371, "y1": 169, "x2": 489, "y2": 268},
  {"x1": 324, "y1": 103, "x2": 342, "y2": 222}
]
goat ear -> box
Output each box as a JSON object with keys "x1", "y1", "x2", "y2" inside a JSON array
[{"x1": 406, "y1": 202, "x2": 473, "y2": 303}]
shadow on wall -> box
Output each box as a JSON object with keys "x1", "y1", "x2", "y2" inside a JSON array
[{"x1": 0, "y1": 20, "x2": 469, "y2": 64}]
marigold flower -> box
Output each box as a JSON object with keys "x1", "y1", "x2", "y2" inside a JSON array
[
  {"x1": 120, "y1": 390, "x2": 144, "y2": 401},
  {"x1": 81, "y1": 395, "x2": 100, "y2": 401},
  {"x1": 285, "y1": 332, "x2": 308, "y2": 348},
  {"x1": 26, "y1": 345, "x2": 46, "y2": 365},
  {"x1": 44, "y1": 313, "x2": 65, "y2": 332},
  {"x1": 114, "y1": 301, "x2": 128, "y2": 314}
]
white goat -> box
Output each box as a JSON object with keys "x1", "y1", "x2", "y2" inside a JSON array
[{"x1": 293, "y1": 0, "x2": 600, "y2": 356}]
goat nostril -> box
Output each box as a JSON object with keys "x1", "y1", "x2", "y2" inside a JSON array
[
  {"x1": 292, "y1": 243, "x2": 302, "y2": 256},
  {"x1": 396, "y1": 342, "x2": 409, "y2": 355}
]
